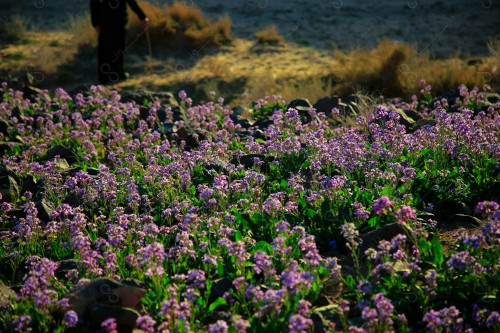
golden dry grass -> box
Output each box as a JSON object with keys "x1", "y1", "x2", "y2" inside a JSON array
[
  {"x1": 332, "y1": 39, "x2": 500, "y2": 98},
  {"x1": 255, "y1": 26, "x2": 285, "y2": 46},
  {"x1": 127, "y1": 1, "x2": 231, "y2": 50},
  {"x1": 0, "y1": 16, "x2": 28, "y2": 44}
]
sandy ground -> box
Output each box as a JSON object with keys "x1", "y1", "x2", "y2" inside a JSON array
[{"x1": 2, "y1": 0, "x2": 499, "y2": 57}]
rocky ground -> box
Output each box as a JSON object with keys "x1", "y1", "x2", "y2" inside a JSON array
[{"x1": 2, "y1": 0, "x2": 500, "y2": 57}]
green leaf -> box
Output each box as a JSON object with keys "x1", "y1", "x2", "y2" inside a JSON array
[
  {"x1": 305, "y1": 208, "x2": 317, "y2": 219},
  {"x1": 431, "y1": 239, "x2": 444, "y2": 267},
  {"x1": 208, "y1": 297, "x2": 227, "y2": 312},
  {"x1": 252, "y1": 241, "x2": 273, "y2": 254},
  {"x1": 234, "y1": 230, "x2": 243, "y2": 242},
  {"x1": 367, "y1": 216, "x2": 379, "y2": 228},
  {"x1": 189, "y1": 185, "x2": 196, "y2": 196}
]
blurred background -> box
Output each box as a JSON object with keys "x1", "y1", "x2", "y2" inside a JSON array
[{"x1": 0, "y1": 0, "x2": 499, "y2": 103}]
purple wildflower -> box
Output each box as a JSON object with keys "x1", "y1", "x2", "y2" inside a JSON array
[
  {"x1": 63, "y1": 310, "x2": 79, "y2": 327},
  {"x1": 209, "y1": 320, "x2": 229, "y2": 333},
  {"x1": 136, "y1": 315, "x2": 155, "y2": 333},
  {"x1": 288, "y1": 314, "x2": 313, "y2": 333},
  {"x1": 373, "y1": 196, "x2": 394, "y2": 215}
]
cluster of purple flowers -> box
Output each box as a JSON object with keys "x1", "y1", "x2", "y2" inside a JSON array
[{"x1": 0, "y1": 82, "x2": 499, "y2": 332}]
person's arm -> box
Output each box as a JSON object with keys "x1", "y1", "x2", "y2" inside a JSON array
[{"x1": 126, "y1": 0, "x2": 147, "y2": 21}]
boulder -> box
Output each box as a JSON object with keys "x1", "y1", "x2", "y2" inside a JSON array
[
  {"x1": 313, "y1": 95, "x2": 340, "y2": 115},
  {"x1": 439, "y1": 214, "x2": 482, "y2": 231},
  {"x1": 0, "y1": 119, "x2": 9, "y2": 137},
  {"x1": 229, "y1": 154, "x2": 274, "y2": 172},
  {"x1": 208, "y1": 277, "x2": 232, "y2": 304},
  {"x1": 0, "y1": 280, "x2": 16, "y2": 308},
  {"x1": 395, "y1": 108, "x2": 416, "y2": 128},
  {"x1": 412, "y1": 119, "x2": 436, "y2": 130},
  {"x1": 360, "y1": 223, "x2": 406, "y2": 253},
  {"x1": 88, "y1": 304, "x2": 141, "y2": 332},
  {"x1": 66, "y1": 278, "x2": 146, "y2": 330},
  {"x1": 288, "y1": 98, "x2": 313, "y2": 123},
  {"x1": 45, "y1": 145, "x2": 78, "y2": 165},
  {"x1": 252, "y1": 116, "x2": 273, "y2": 129},
  {"x1": 121, "y1": 90, "x2": 179, "y2": 108},
  {"x1": 288, "y1": 98, "x2": 313, "y2": 112},
  {"x1": 0, "y1": 175, "x2": 19, "y2": 203},
  {"x1": 35, "y1": 198, "x2": 55, "y2": 223},
  {"x1": 55, "y1": 259, "x2": 82, "y2": 280},
  {"x1": 338, "y1": 102, "x2": 358, "y2": 117}
]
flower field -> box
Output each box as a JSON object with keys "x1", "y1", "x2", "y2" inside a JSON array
[{"x1": 0, "y1": 82, "x2": 499, "y2": 332}]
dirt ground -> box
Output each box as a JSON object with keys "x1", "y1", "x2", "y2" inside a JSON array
[{"x1": 2, "y1": 0, "x2": 500, "y2": 57}]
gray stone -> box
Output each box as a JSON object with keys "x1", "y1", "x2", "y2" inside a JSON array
[
  {"x1": 395, "y1": 108, "x2": 416, "y2": 128},
  {"x1": 0, "y1": 175, "x2": 19, "y2": 203},
  {"x1": 440, "y1": 214, "x2": 482, "y2": 231},
  {"x1": 360, "y1": 223, "x2": 406, "y2": 252},
  {"x1": 208, "y1": 277, "x2": 232, "y2": 304},
  {"x1": 0, "y1": 280, "x2": 16, "y2": 308},
  {"x1": 313, "y1": 95, "x2": 340, "y2": 115},
  {"x1": 288, "y1": 98, "x2": 313, "y2": 112},
  {"x1": 46, "y1": 145, "x2": 78, "y2": 165},
  {"x1": 67, "y1": 278, "x2": 146, "y2": 314},
  {"x1": 88, "y1": 304, "x2": 140, "y2": 332}
]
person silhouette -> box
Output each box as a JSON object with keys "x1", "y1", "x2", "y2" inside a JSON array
[{"x1": 90, "y1": 0, "x2": 149, "y2": 84}]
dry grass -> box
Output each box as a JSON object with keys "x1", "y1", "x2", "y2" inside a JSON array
[
  {"x1": 0, "y1": 16, "x2": 28, "y2": 44},
  {"x1": 332, "y1": 39, "x2": 499, "y2": 98},
  {"x1": 69, "y1": 14, "x2": 97, "y2": 50},
  {"x1": 127, "y1": 1, "x2": 232, "y2": 51},
  {"x1": 255, "y1": 26, "x2": 285, "y2": 46}
]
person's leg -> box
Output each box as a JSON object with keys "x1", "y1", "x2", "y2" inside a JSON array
[
  {"x1": 115, "y1": 27, "x2": 127, "y2": 80},
  {"x1": 98, "y1": 30, "x2": 120, "y2": 84}
]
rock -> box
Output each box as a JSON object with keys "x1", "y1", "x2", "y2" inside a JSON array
[
  {"x1": 288, "y1": 98, "x2": 312, "y2": 111},
  {"x1": 395, "y1": 108, "x2": 415, "y2": 128},
  {"x1": 67, "y1": 278, "x2": 146, "y2": 314},
  {"x1": 10, "y1": 106, "x2": 22, "y2": 121},
  {"x1": 35, "y1": 198, "x2": 55, "y2": 223},
  {"x1": 55, "y1": 259, "x2": 82, "y2": 280},
  {"x1": 403, "y1": 109, "x2": 422, "y2": 121},
  {"x1": 439, "y1": 214, "x2": 482, "y2": 231},
  {"x1": 236, "y1": 118, "x2": 252, "y2": 129},
  {"x1": 485, "y1": 92, "x2": 500, "y2": 105},
  {"x1": 22, "y1": 86, "x2": 42, "y2": 102},
  {"x1": 252, "y1": 116, "x2": 273, "y2": 129},
  {"x1": 174, "y1": 127, "x2": 205, "y2": 150},
  {"x1": 229, "y1": 154, "x2": 274, "y2": 172},
  {"x1": 88, "y1": 304, "x2": 140, "y2": 332},
  {"x1": 67, "y1": 84, "x2": 93, "y2": 97},
  {"x1": 121, "y1": 90, "x2": 179, "y2": 108},
  {"x1": 431, "y1": 89, "x2": 461, "y2": 110},
  {"x1": 0, "y1": 119, "x2": 9, "y2": 137},
  {"x1": 208, "y1": 277, "x2": 232, "y2": 304},
  {"x1": 0, "y1": 280, "x2": 16, "y2": 308},
  {"x1": 288, "y1": 98, "x2": 313, "y2": 123},
  {"x1": 54, "y1": 157, "x2": 71, "y2": 170},
  {"x1": 121, "y1": 278, "x2": 147, "y2": 290},
  {"x1": 412, "y1": 118, "x2": 436, "y2": 130},
  {"x1": 232, "y1": 105, "x2": 247, "y2": 117},
  {"x1": 45, "y1": 145, "x2": 78, "y2": 165},
  {"x1": 360, "y1": 223, "x2": 406, "y2": 253},
  {"x1": 433, "y1": 200, "x2": 472, "y2": 218},
  {"x1": 0, "y1": 175, "x2": 19, "y2": 203},
  {"x1": 20, "y1": 175, "x2": 39, "y2": 197},
  {"x1": 313, "y1": 95, "x2": 340, "y2": 115},
  {"x1": 338, "y1": 102, "x2": 358, "y2": 117}
]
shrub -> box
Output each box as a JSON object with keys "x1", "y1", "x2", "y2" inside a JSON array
[
  {"x1": 255, "y1": 25, "x2": 285, "y2": 46},
  {"x1": 127, "y1": 1, "x2": 231, "y2": 51},
  {"x1": 332, "y1": 39, "x2": 496, "y2": 98},
  {"x1": 0, "y1": 16, "x2": 28, "y2": 44}
]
